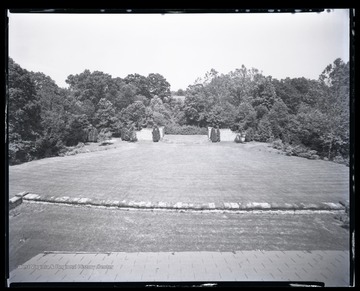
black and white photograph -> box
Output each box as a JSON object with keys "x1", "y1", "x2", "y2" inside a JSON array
[{"x1": 6, "y1": 8, "x2": 353, "y2": 287}]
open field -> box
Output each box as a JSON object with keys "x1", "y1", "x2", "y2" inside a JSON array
[{"x1": 9, "y1": 135, "x2": 349, "y2": 205}]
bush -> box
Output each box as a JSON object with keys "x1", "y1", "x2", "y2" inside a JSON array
[
  {"x1": 120, "y1": 127, "x2": 130, "y2": 141},
  {"x1": 245, "y1": 128, "x2": 255, "y2": 142},
  {"x1": 297, "y1": 152, "x2": 312, "y2": 159},
  {"x1": 255, "y1": 118, "x2": 273, "y2": 142},
  {"x1": 8, "y1": 140, "x2": 36, "y2": 165},
  {"x1": 34, "y1": 135, "x2": 65, "y2": 159},
  {"x1": 272, "y1": 139, "x2": 284, "y2": 150},
  {"x1": 97, "y1": 129, "x2": 112, "y2": 143},
  {"x1": 283, "y1": 143, "x2": 320, "y2": 160},
  {"x1": 210, "y1": 127, "x2": 217, "y2": 142},
  {"x1": 333, "y1": 155, "x2": 349, "y2": 166},
  {"x1": 129, "y1": 130, "x2": 137, "y2": 142},
  {"x1": 75, "y1": 142, "x2": 85, "y2": 148},
  {"x1": 216, "y1": 128, "x2": 221, "y2": 142},
  {"x1": 64, "y1": 115, "x2": 89, "y2": 146},
  {"x1": 152, "y1": 126, "x2": 161, "y2": 142},
  {"x1": 234, "y1": 134, "x2": 243, "y2": 143},
  {"x1": 165, "y1": 125, "x2": 208, "y2": 135},
  {"x1": 87, "y1": 127, "x2": 98, "y2": 142}
]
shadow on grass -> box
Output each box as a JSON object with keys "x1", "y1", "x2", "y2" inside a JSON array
[{"x1": 99, "y1": 142, "x2": 113, "y2": 146}]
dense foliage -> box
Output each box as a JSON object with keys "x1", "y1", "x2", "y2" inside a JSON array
[
  {"x1": 8, "y1": 58, "x2": 349, "y2": 165},
  {"x1": 164, "y1": 125, "x2": 208, "y2": 135}
]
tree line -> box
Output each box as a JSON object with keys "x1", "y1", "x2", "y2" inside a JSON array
[{"x1": 7, "y1": 57, "x2": 349, "y2": 165}]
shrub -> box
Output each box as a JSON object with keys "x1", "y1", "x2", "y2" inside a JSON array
[
  {"x1": 255, "y1": 118, "x2": 273, "y2": 142},
  {"x1": 63, "y1": 115, "x2": 89, "y2": 146},
  {"x1": 234, "y1": 134, "x2": 243, "y2": 143},
  {"x1": 8, "y1": 140, "x2": 36, "y2": 165},
  {"x1": 333, "y1": 155, "x2": 349, "y2": 166},
  {"x1": 87, "y1": 127, "x2": 98, "y2": 142},
  {"x1": 152, "y1": 126, "x2": 161, "y2": 142},
  {"x1": 283, "y1": 144, "x2": 321, "y2": 160},
  {"x1": 210, "y1": 127, "x2": 217, "y2": 142},
  {"x1": 284, "y1": 144, "x2": 294, "y2": 156},
  {"x1": 34, "y1": 135, "x2": 65, "y2": 159},
  {"x1": 245, "y1": 128, "x2": 255, "y2": 142},
  {"x1": 164, "y1": 124, "x2": 208, "y2": 135},
  {"x1": 129, "y1": 130, "x2": 138, "y2": 142},
  {"x1": 121, "y1": 128, "x2": 130, "y2": 141},
  {"x1": 97, "y1": 129, "x2": 112, "y2": 143},
  {"x1": 272, "y1": 139, "x2": 284, "y2": 150},
  {"x1": 216, "y1": 128, "x2": 221, "y2": 142},
  {"x1": 297, "y1": 152, "x2": 312, "y2": 159},
  {"x1": 75, "y1": 142, "x2": 85, "y2": 148}
]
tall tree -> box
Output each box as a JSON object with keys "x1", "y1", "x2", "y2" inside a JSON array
[
  {"x1": 124, "y1": 73, "x2": 151, "y2": 100},
  {"x1": 65, "y1": 70, "x2": 115, "y2": 108},
  {"x1": 147, "y1": 73, "x2": 171, "y2": 102},
  {"x1": 29, "y1": 72, "x2": 68, "y2": 157},
  {"x1": 8, "y1": 58, "x2": 42, "y2": 163},
  {"x1": 94, "y1": 98, "x2": 116, "y2": 131},
  {"x1": 319, "y1": 58, "x2": 350, "y2": 159},
  {"x1": 119, "y1": 101, "x2": 146, "y2": 130}
]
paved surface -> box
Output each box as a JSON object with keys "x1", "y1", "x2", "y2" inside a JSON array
[
  {"x1": 9, "y1": 136, "x2": 349, "y2": 205},
  {"x1": 9, "y1": 202, "x2": 349, "y2": 274},
  {"x1": 9, "y1": 251, "x2": 350, "y2": 287}
]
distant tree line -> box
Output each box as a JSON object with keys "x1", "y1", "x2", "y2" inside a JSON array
[{"x1": 8, "y1": 57, "x2": 349, "y2": 165}]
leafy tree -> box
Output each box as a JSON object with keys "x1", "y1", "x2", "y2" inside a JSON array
[
  {"x1": 318, "y1": 58, "x2": 350, "y2": 159},
  {"x1": 148, "y1": 97, "x2": 172, "y2": 126},
  {"x1": 175, "y1": 88, "x2": 185, "y2": 95},
  {"x1": 93, "y1": 98, "x2": 116, "y2": 131},
  {"x1": 66, "y1": 70, "x2": 114, "y2": 106},
  {"x1": 273, "y1": 78, "x2": 302, "y2": 114},
  {"x1": 112, "y1": 78, "x2": 138, "y2": 110},
  {"x1": 119, "y1": 101, "x2": 146, "y2": 130},
  {"x1": 254, "y1": 104, "x2": 269, "y2": 120},
  {"x1": 147, "y1": 73, "x2": 171, "y2": 102},
  {"x1": 8, "y1": 58, "x2": 42, "y2": 164},
  {"x1": 255, "y1": 116, "x2": 273, "y2": 142},
  {"x1": 133, "y1": 94, "x2": 150, "y2": 106},
  {"x1": 124, "y1": 73, "x2": 151, "y2": 100},
  {"x1": 63, "y1": 114, "x2": 90, "y2": 146},
  {"x1": 226, "y1": 65, "x2": 255, "y2": 106},
  {"x1": 183, "y1": 87, "x2": 209, "y2": 127},
  {"x1": 267, "y1": 100, "x2": 290, "y2": 140},
  {"x1": 293, "y1": 105, "x2": 327, "y2": 152},
  {"x1": 251, "y1": 76, "x2": 277, "y2": 109},
  {"x1": 236, "y1": 102, "x2": 257, "y2": 132},
  {"x1": 207, "y1": 102, "x2": 237, "y2": 129},
  {"x1": 29, "y1": 72, "x2": 70, "y2": 157}
]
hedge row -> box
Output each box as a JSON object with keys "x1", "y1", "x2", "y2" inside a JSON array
[{"x1": 164, "y1": 125, "x2": 208, "y2": 135}]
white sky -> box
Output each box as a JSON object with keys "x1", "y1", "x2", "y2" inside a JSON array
[{"x1": 8, "y1": 10, "x2": 349, "y2": 91}]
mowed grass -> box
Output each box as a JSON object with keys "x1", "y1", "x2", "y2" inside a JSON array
[{"x1": 9, "y1": 135, "x2": 349, "y2": 204}]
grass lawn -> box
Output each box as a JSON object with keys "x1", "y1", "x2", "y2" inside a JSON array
[
  {"x1": 9, "y1": 202, "x2": 349, "y2": 272},
  {"x1": 9, "y1": 135, "x2": 349, "y2": 205}
]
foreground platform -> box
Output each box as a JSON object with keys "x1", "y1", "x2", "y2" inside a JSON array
[{"x1": 9, "y1": 250, "x2": 350, "y2": 287}]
